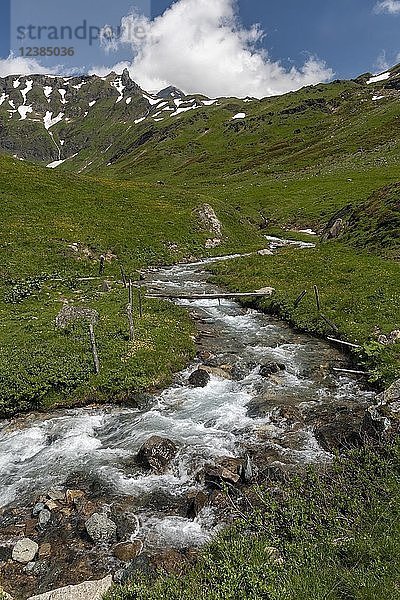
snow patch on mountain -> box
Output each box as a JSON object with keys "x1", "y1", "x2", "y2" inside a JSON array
[
  {"x1": 58, "y1": 89, "x2": 67, "y2": 104},
  {"x1": 367, "y1": 72, "x2": 391, "y2": 84},
  {"x1": 44, "y1": 111, "x2": 64, "y2": 130},
  {"x1": 18, "y1": 105, "x2": 33, "y2": 120}
]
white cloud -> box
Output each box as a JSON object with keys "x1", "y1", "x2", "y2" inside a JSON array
[
  {"x1": 0, "y1": 55, "x2": 53, "y2": 77},
  {"x1": 374, "y1": 0, "x2": 400, "y2": 14},
  {"x1": 374, "y1": 50, "x2": 390, "y2": 72},
  {"x1": 98, "y1": 0, "x2": 333, "y2": 98}
]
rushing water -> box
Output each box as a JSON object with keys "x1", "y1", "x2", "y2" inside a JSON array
[{"x1": 0, "y1": 247, "x2": 374, "y2": 549}]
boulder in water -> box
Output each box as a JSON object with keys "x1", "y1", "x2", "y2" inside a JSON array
[
  {"x1": 260, "y1": 363, "x2": 286, "y2": 378},
  {"x1": 137, "y1": 436, "x2": 178, "y2": 473},
  {"x1": 188, "y1": 369, "x2": 210, "y2": 387},
  {"x1": 201, "y1": 457, "x2": 247, "y2": 488},
  {"x1": 113, "y1": 540, "x2": 143, "y2": 562},
  {"x1": 85, "y1": 513, "x2": 117, "y2": 543}
]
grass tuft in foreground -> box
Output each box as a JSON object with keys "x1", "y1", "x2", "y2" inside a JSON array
[{"x1": 106, "y1": 438, "x2": 400, "y2": 600}]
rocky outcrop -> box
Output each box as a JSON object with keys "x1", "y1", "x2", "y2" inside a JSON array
[
  {"x1": 320, "y1": 205, "x2": 352, "y2": 242},
  {"x1": 196, "y1": 204, "x2": 222, "y2": 248},
  {"x1": 136, "y1": 436, "x2": 178, "y2": 473},
  {"x1": 26, "y1": 575, "x2": 113, "y2": 600},
  {"x1": 362, "y1": 379, "x2": 400, "y2": 437}
]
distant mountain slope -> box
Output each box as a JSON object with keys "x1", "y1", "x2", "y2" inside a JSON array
[{"x1": 0, "y1": 65, "x2": 399, "y2": 181}]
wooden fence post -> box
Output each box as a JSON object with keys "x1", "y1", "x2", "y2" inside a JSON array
[
  {"x1": 294, "y1": 290, "x2": 307, "y2": 308},
  {"x1": 138, "y1": 286, "x2": 143, "y2": 318},
  {"x1": 99, "y1": 255, "x2": 105, "y2": 276},
  {"x1": 89, "y1": 324, "x2": 100, "y2": 374},
  {"x1": 120, "y1": 266, "x2": 127, "y2": 288},
  {"x1": 314, "y1": 285, "x2": 321, "y2": 311},
  {"x1": 321, "y1": 314, "x2": 339, "y2": 333},
  {"x1": 127, "y1": 279, "x2": 135, "y2": 341}
]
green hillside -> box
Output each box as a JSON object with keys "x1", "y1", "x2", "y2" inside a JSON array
[{"x1": 0, "y1": 66, "x2": 399, "y2": 414}]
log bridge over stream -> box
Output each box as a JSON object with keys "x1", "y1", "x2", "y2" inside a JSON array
[{"x1": 145, "y1": 290, "x2": 275, "y2": 300}]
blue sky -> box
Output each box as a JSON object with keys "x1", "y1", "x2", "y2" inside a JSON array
[
  {"x1": 0, "y1": 1, "x2": 399, "y2": 96},
  {"x1": 150, "y1": 0, "x2": 400, "y2": 78}
]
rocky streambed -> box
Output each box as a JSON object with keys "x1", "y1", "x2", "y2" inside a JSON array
[{"x1": 0, "y1": 246, "x2": 390, "y2": 599}]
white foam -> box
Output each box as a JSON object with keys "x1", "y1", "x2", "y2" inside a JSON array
[{"x1": 144, "y1": 516, "x2": 212, "y2": 548}]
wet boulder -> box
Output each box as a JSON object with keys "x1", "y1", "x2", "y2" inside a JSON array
[
  {"x1": 199, "y1": 365, "x2": 232, "y2": 380},
  {"x1": 85, "y1": 513, "x2": 117, "y2": 543},
  {"x1": 313, "y1": 406, "x2": 364, "y2": 452},
  {"x1": 231, "y1": 361, "x2": 258, "y2": 381},
  {"x1": 188, "y1": 369, "x2": 210, "y2": 388},
  {"x1": 186, "y1": 490, "x2": 209, "y2": 519},
  {"x1": 259, "y1": 363, "x2": 286, "y2": 378},
  {"x1": 201, "y1": 457, "x2": 249, "y2": 489},
  {"x1": 113, "y1": 540, "x2": 143, "y2": 562},
  {"x1": 137, "y1": 436, "x2": 178, "y2": 473},
  {"x1": 113, "y1": 555, "x2": 156, "y2": 585}
]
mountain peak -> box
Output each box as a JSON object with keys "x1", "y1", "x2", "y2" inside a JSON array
[{"x1": 157, "y1": 85, "x2": 186, "y2": 99}]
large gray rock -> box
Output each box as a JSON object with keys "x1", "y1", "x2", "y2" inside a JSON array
[
  {"x1": 85, "y1": 513, "x2": 117, "y2": 543},
  {"x1": 320, "y1": 205, "x2": 352, "y2": 242},
  {"x1": 26, "y1": 575, "x2": 113, "y2": 600},
  {"x1": 12, "y1": 538, "x2": 39, "y2": 564},
  {"x1": 137, "y1": 436, "x2": 178, "y2": 473},
  {"x1": 362, "y1": 379, "x2": 400, "y2": 437}
]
